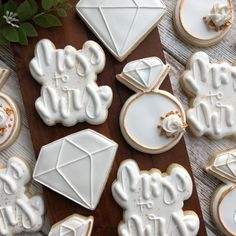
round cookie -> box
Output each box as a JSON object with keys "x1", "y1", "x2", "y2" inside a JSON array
[
  {"x1": 117, "y1": 57, "x2": 186, "y2": 154},
  {"x1": 206, "y1": 149, "x2": 236, "y2": 236},
  {"x1": 0, "y1": 67, "x2": 21, "y2": 151},
  {"x1": 112, "y1": 159, "x2": 200, "y2": 236},
  {"x1": 174, "y1": 0, "x2": 233, "y2": 47}
]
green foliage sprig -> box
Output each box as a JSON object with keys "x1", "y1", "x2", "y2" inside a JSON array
[{"x1": 0, "y1": 0, "x2": 72, "y2": 46}]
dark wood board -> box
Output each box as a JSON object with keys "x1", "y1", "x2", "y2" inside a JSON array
[{"x1": 12, "y1": 1, "x2": 207, "y2": 235}]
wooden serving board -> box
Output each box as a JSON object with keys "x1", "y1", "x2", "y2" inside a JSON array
[{"x1": 12, "y1": 1, "x2": 207, "y2": 235}]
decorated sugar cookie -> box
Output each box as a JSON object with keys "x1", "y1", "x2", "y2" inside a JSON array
[
  {"x1": 0, "y1": 67, "x2": 21, "y2": 151},
  {"x1": 33, "y1": 129, "x2": 118, "y2": 210},
  {"x1": 174, "y1": 0, "x2": 233, "y2": 47},
  {"x1": 117, "y1": 57, "x2": 186, "y2": 154},
  {"x1": 112, "y1": 160, "x2": 200, "y2": 236},
  {"x1": 206, "y1": 149, "x2": 236, "y2": 236},
  {"x1": 0, "y1": 157, "x2": 45, "y2": 235},
  {"x1": 49, "y1": 214, "x2": 94, "y2": 236},
  {"x1": 29, "y1": 39, "x2": 113, "y2": 127},
  {"x1": 181, "y1": 51, "x2": 236, "y2": 139},
  {"x1": 76, "y1": 0, "x2": 166, "y2": 61}
]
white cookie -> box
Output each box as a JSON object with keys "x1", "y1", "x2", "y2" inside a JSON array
[
  {"x1": 112, "y1": 160, "x2": 200, "y2": 236},
  {"x1": 0, "y1": 67, "x2": 21, "y2": 151},
  {"x1": 33, "y1": 129, "x2": 118, "y2": 210},
  {"x1": 76, "y1": 0, "x2": 166, "y2": 61},
  {"x1": 117, "y1": 57, "x2": 186, "y2": 154},
  {"x1": 174, "y1": 0, "x2": 233, "y2": 47},
  {"x1": 0, "y1": 157, "x2": 45, "y2": 235},
  {"x1": 48, "y1": 214, "x2": 94, "y2": 236},
  {"x1": 181, "y1": 51, "x2": 236, "y2": 139},
  {"x1": 206, "y1": 149, "x2": 236, "y2": 236},
  {"x1": 29, "y1": 39, "x2": 113, "y2": 127}
]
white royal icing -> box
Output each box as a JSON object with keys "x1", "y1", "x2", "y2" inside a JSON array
[
  {"x1": 0, "y1": 107, "x2": 7, "y2": 129},
  {"x1": 182, "y1": 51, "x2": 236, "y2": 139},
  {"x1": 29, "y1": 39, "x2": 113, "y2": 127},
  {"x1": 33, "y1": 129, "x2": 118, "y2": 210},
  {"x1": 49, "y1": 214, "x2": 94, "y2": 236},
  {"x1": 174, "y1": 0, "x2": 233, "y2": 46},
  {"x1": 206, "y1": 150, "x2": 236, "y2": 236},
  {"x1": 0, "y1": 157, "x2": 45, "y2": 235},
  {"x1": 76, "y1": 0, "x2": 166, "y2": 61},
  {"x1": 161, "y1": 113, "x2": 186, "y2": 137},
  {"x1": 117, "y1": 57, "x2": 186, "y2": 154},
  {"x1": 0, "y1": 67, "x2": 21, "y2": 151},
  {"x1": 112, "y1": 160, "x2": 200, "y2": 236},
  {"x1": 204, "y1": 3, "x2": 231, "y2": 28}
]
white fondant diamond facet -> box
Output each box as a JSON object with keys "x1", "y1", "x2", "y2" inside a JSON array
[
  {"x1": 33, "y1": 129, "x2": 118, "y2": 210},
  {"x1": 76, "y1": 0, "x2": 166, "y2": 61}
]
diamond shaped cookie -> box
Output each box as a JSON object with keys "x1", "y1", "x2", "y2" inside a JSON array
[{"x1": 76, "y1": 0, "x2": 166, "y2": 61}]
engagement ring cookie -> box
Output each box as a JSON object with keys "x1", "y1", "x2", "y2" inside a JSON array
[
  {"x1": 29, "y1": 39, "x2": 113, "y2": 127},
  {"x1": 174, "y1": 0, "x2": 233, "y2": 47},
  {"x1": 76, "y1": 0, "x2": 166, "y2": 61},
  {"x1": 33, "y1": 129, "x2": 118, "y2": 210},
  {"x1": 112, "y1": 160, "x2": 200, "y2": 236},
  {"x1": 49, "y1": 214, "x2": 94, "y2": 236},
  {"x1": 117, "y1": 57, "x2": 186, "y2": 154},
  {"x1": 0, "y1": 157, "x2": 45, "y2": 235},
  {"x1": 206, "y1": 149, "x2": 236, "y2": 236},
  {"x1": 181, "y1": 51, "x2": 236, "y2": 139},
  {"x1": 0, "y1": 67, "x2": 21, "y2": 151}
]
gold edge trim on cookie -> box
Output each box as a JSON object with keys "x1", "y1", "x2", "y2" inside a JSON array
[
  {"x1": 178, "y1": 0, "x2": 233, "y2": 42},
  {"x1": 121, "y1": 90, "x2": 186, "y2": 152},
  {"x1": 217, "y1": 185, "x2": 236, "y2": 236},
  {"x1": 116, "y1": 64, "x2": 170, "y2": 93},
  {"x1": 0, "y1": 93, "x2": 21, "y2": 149}
]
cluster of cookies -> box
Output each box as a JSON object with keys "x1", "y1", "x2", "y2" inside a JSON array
[{"x1": 0, "y1": 0, "x2": 235, "y2": 235}]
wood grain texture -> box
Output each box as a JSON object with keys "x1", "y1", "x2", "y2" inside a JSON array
[{"x1": 10, "y1": 0, "x2": 206, "y2": 235}]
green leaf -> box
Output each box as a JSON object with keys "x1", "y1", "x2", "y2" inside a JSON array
[
  {"x1": 53, "y1": 0, "x2": 61, "y2": 7},
  {"x1": 1, "y1": 25, "x2": 19, "y2": 43},
  {"x1": 0, "y1": 5, "x2": 5, "y2": 26},
  {"x1": 4, "y1": 0, "x2": 17, "y2": 12},
  {"x1": 20, "y1": 22, "x2": 38, "y2": 37},
  {"x1": 33, "y1": 14, "x2": 62, "y2": 28},
  {"x1": 57, "y1": 8, "x2": 67, "y2": 17},
  {"x1": 17, "y1": 0, "x2": 33, "y2": 21},
  {"x1": 41, "y1": 0, "x2": 54, "y2": 10},
  {"x1": 61, "y1": 2, "x2": 72, "y2": 10},
  {"x1": 0, "y1": 32, "x2": 10, "y2": 46},
  {"x1": 17, "y1": 28, "x2": 28, "y2": 45},
  {"x1": 28, "y1": 0, "x2": 38, "y2": 15}
]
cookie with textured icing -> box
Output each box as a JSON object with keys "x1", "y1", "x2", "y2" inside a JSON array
[
  {"x1": 0, "y1": 67, "x2": 21, "y2": 151},
  {"x1": 117, "y1": 57, "x2": 186, "y2": 154},
  {"x1": 181, "y1": 51, "x2": 236, "y2": 139},
  {"x1": 0, "y1": 156, "x2": 45, "y2": 235},
  {"x1": 206, "y1": 149, "x2": 236, "y2": 236},
  {"x1": 29, "y1": 39, "x2": 113, "y2": 127},
  {"x1": 33, "y1": 129, "x2": 118, "y2": 210},
  {"x1": 76, "y1": 0, "x2": 166, "y2": 61},
  {"x1": 48, "y1": 214, "x2": 94, "y2": 236},
  {"x1": 174, "y1": 0, "x2": 233, "y2": 47},
  {"x1": 112, "y1": 159, "x2": 200, "y2": 236}
]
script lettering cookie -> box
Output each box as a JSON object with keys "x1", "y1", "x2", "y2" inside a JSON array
[
  {"x1": 181, "y1": 51, "x2": 236, "y2": 139},
  {"x1": 206, "y1": 149, "x2": 236, "y2": 236},
  {"x1": 49, "y1": 214, "x2": 94, "y2": 236},
  {"x1": 117, "y1": 57, "x2": 186, "y2": 154},
  {"x1": 33, "y1": 129, "x2": 118, "y2": 210},
  {"x1": 76, "y1": 0, "x2": 166, "y2": 61},
  {"x1": 0, "y1": 157, "x2": 45, "y2": 235},
  {"x1": 29, "y1": 39, "x2": 113, "y2": 126},
  {"x1": 174, "y1": 0, "x2": 233, "y2": 47},
  {"x1": 0, "y1": 67, "x2": 21, "y2": 151},
  {"x1": 112, "y1": 160, "x2": 200, "y2": 236}
]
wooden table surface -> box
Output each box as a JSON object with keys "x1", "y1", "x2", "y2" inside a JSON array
[{"x1": 0, "y1": 1, "x2": 236, "y2": 235}]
